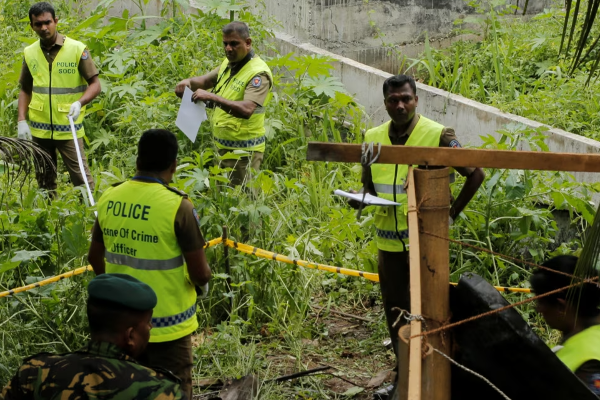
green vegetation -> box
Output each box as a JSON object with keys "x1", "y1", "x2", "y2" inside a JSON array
[
  {"x1": 0, "y1": 0, "x2": 597, "y2": 398},
  {"x1": 411, "y1": 0, "x2": 600, "y2": 140}
]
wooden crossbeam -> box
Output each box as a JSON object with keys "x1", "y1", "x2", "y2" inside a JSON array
[{"x1": 307, "y1": 142, "x2": 600, "y2": 172}]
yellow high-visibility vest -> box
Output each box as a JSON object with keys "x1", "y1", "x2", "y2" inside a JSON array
[
  {"x1": 23, "y1": 37, "x2": 88, "y2": 139},
  {"x1": 97, "y1": 180, "x2": 198, "y2": 343},
  {"x1": 366, "y1": 116, "x2": 449, "y2": 252},
  {"x1": 557, "y1": 325, "x2": 600, "y2": 372},
  {"x1": 211, "y1": 56, "x2": 272, "y2": 152}
]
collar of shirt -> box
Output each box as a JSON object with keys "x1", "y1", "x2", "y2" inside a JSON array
[
  {"x1": 78, "y1": 341, "x2": 135, "y2": 362},
  {"x1": 40, "y1": 32, "x2": 65, "y2": 51},
  {"x1": 388, "y1": 113, "x2": 420, "y2": 144},
  {"x1": 227, "y1": 51, "x2": 255, "y2": 73}
]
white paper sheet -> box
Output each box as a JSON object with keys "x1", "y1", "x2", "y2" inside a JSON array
[
  {"x1": 334, "y1": 189, "x2": 401, "y2": 206},
  {"x1": 175, "y1": 87, "x2": 207, "y2": 142}
]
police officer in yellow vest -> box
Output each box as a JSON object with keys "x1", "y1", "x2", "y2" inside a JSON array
[
  {"x1": 175, "y1": 21, "x2": 272, "y2": 186},
  {"x1": 88, "y1": 129, "x2": 212, "y2": 399},
  {"x1": 18, "y1": 2, "x2": 101, "y2": 195},
  {"x1": 531, "y1": 255, "x2": 600, "y2": 397},
  {"x1": 349, "y1": 75, "x2": 485, "y2": 397}
]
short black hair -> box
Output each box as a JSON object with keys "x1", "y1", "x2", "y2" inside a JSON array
[
  {"x1": 87, "y1": 298, "x2": 148, "y2": 336},
  {"x1": 383, "y1": 75, "x2": 417, "y2": 98},
  {"x1": 29, "y1": 2, "x2": 55, "y2": 21},
  {"x1": 222, "y1": 21, "x2": 250, "y2": 39},
  {"x1": 530, "y1": 255, "x2": 600, "y2": 317},
  {"x1": 137, "y1": 129, "x2": 178, "y2": 173}
]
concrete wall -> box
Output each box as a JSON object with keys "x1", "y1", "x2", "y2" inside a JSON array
[
  {"x1": 255, "y1": 0, "x2": 555, "y2": 72},
  {"x1": 273, "y1": 32, "x2": 600, "y2": 197},
  {"x1": 96, "y1": 0, "x2": 554, "y2": 73}
]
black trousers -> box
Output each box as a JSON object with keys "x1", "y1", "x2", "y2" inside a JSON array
[{"x1": 378, "y1": 249, "x2": 410, "y2": 360}]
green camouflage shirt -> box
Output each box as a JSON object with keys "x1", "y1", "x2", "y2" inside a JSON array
[{"x1": 0, "y1": 341, "x2": 184, "y2": 400}]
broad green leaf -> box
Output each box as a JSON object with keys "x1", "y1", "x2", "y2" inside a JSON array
[
  {"x1": 11, "y1": 250, "x2": 48, "y2": 263},
  {"x1": 505, "y1": 171, "x2": 525, "y2": 200},
  {"x1": 304, "y1": 76, "x2": 347, "y2": 98},
  {"x1": 0, "y1": 261, "x2": 20, "y2": 274},
  {"x1": 71, "y1": 12, "x2": 105, "y2": 33}
]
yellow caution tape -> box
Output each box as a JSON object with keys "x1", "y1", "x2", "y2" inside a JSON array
[
  {"x1": 0, "y1": 236, "x2": 224, "y2": 298},
  {"x1": 0, "y1": 236, "x2": 531, "y2": 298},
  {"x1": 204, "y1": 237, "x2": 223, "y2": 248},
  {"x1": 223, "y1": 239, "x2": 381, "y2": 283},
  {"x1": 0, "y1": 266, "x2": 93, "y2": 299},
  {"x1": 449, "y1": 282, "x2": 531, "y2": 294}
]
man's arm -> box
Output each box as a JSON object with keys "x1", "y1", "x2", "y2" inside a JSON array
[
  {"x1": 191, "y1": 90, "x2": 257, "y2": 119},
  {"x1": 18, "y1": 89, "x2": 32, "y2": 122},
  {"x1": 18, "y1": 61, "x2": 33, "y2": 122},
  {"x1": 450, "y1": 167, "x2": 485, "y2": 220},
  {"x1": 175, "y1": 199, "x2": 211, "y2": 286},
  {"x1": 88, "y1": 219, "x2": 106, "y2": 275},
  {"x1": 439, "y1": 128, "x2": 485, "y2": 220},
  {"x1": 184, "y1": 249, "x2": 211, "y2": 286},
  {"x1": 77, "y1": 75, "x2": 101, "y2": 107},
  {"x1": 77, "y1": 49, "x2": 101, "y2": 107},
  {"x1": 190, "y1": 71, "x2": 271, "y2": 119},
  {"x1": 175, "y1": 68, "x2": 219, "y2": 98}
]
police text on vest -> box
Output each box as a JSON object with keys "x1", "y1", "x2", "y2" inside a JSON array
[{"x1": 106, "y1": 201, "x2": 150, "y2": 220}]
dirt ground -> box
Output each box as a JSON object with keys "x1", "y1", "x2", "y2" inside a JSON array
[{"x1": 193, "y1": 304, "x2": 395, "y2": 399}]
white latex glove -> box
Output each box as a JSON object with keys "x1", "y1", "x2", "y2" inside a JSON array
[
  {"x1": 196, "y1": 282, "x2": 209, "y2": 299},
  {"x1": 17, "y1": 120, "x2": 32, "y2": 140},
  {"x1": 68, "y1": 101, "x2": 82, "y2": 120}
]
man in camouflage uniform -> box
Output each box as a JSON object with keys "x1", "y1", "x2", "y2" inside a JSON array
[{"x1": 0, "y1": 274, "x2": 185, "y2": 400}]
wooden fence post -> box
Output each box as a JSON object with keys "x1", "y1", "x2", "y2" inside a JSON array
[{"x1": 414, "y1": 167, "x2": 451, "y2": 400}]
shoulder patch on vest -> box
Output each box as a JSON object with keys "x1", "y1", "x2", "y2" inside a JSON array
[
  {"x1": 81, "y1": 49, "x2": 89, "y2": 60},
  {"x1": 164, "y1": 185, "x2": 188, "y2": 198},
  {"x1": 111, "y1": 181, "x2": 125, "y2": 187},
  {"x1": 251, "y1": 76, "x2": 262, "y2": 88},
  {"x1": 449, "y1": 139, "x2": 461, "y2": 148},
  {"x1": 192, "y1": 208, "x2": 201, "y2": 227},
  {"x1": 591, "y1": 374, "x2": 600, "y2": 395}
]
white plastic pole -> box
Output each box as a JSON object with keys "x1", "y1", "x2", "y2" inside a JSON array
[{"x1": 68, "y1": 116, "x2": 96, "y2": 213}]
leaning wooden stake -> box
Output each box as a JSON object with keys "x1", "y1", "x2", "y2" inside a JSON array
[
  {"x1": 415, "y1": 167, "x2": 451, "y2": 400},
  {"x1": 406, "y1": 167, "x2": 423, "y2": 400}
]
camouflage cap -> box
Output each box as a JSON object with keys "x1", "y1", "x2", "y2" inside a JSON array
[{"x1": 88, "y1": 274, "x2": 157, "y2": 311}]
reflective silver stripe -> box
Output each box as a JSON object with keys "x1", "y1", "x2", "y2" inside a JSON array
[
  {"x1": 449, "y1": 173, "x2": 456, "y2": 183},
  {"x1": 374, "y1": 183, "x2": 406, "y2": 195},
  {"x1": 32, "y1": 85, "x2": 87, "y2": 95},
  {"x1": 106, "y1": 252, "x2": 183, "y2": 271}
]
